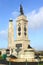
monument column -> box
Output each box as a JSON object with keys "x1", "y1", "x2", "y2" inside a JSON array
[{"x1": 8, "y1": 18, "x2": 14, "y2": 49}]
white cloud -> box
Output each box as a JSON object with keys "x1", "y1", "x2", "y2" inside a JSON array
[
  {"x1": 0, "y1": 30, "x2": 7, "y2": 35},
  {"x1": 12, "y1": 7, "x2": 43, "y2": 30},
  {"x1": 27, "y1": 7, "x2": 43, "y2": 30},
  {"x1": 0, "y1": 30, "x2": 6, "y2": 35},
  {"x1": 12, "y1": 11, "x2": 19, "y2": 27},
  {"x1": 12, "y1": 11, "x2": 19, "y2": 18},
  {"x1": 0, "y1": 30, "x2": 8, "y2": 40}
]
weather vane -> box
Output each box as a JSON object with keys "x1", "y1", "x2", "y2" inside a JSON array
[{"x1": 20, "y1": 4, "x2": 24, "y2": 15}]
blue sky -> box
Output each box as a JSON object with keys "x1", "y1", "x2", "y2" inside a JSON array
[{"x1": 0, "y1": 0, "x2": 43, "y2": 51}]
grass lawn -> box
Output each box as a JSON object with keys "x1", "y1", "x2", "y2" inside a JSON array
[{"x1": 39, "y1": 64, "x2": 43, "y2": 65}]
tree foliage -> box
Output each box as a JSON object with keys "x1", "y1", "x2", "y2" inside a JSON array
[{"x1": 2, "y1": 54, "x2": 7, "y2": 59}]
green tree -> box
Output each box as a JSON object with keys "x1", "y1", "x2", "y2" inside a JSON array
[
  {"x1": 0, "y1": 51, "x2": 2, "y2": 59},
  {"x1": 0, "y1": 55, "x2": 2, "y2": 59},
  {"x1": 2, "y1": 54, "x2": 7, "y2": 59},
  {"x1": 0, "y1": 51, "x2": 1, "y2": 55}
]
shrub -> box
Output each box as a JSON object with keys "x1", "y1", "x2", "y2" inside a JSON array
[
  {"x1": 0, "y1": 51, "x2": 1, "y2": 55},
  {"x1": 2, "y1": 54, "x2": 7, "y2": 59},
  {"x1": 0, "y1": 55, "x2": 3, "y2": 59}
]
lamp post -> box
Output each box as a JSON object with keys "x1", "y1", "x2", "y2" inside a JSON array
[
  {"x1": 35, "y1": 53, "x2": 40, "y2": 65},
  {"x1": 9, "y1": 61, "x2": 11, "y2": 65},
  {"x1": 9, "y1": 48, "x2": 13, "y2": 65},
  {"x1": 38, "y1": 58, "x2": 39, "y2": 65},
  {"x1": 26, "y1": 59, "x2": 27, "y2": 65},
  {"x1": 37, "y1": 54, "x2": 41, "y2": 65},
  {"x1": 38, "y1": 56, "x2": 40, "y2": 65}
]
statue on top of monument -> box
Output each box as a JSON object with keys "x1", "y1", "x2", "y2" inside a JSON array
[{"x1": 20, "y1": 4, "x2": 24, "y2": 15}]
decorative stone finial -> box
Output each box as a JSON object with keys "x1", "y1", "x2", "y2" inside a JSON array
[
  {"x1": 20, "y1": 4, "x2": 24, "y2": 15},
  {"x1": 9, "y1": 18, "x2": 13, "y2": 22}
]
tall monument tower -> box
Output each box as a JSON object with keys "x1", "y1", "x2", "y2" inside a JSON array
[
  {"x1": 15, "y1": 5, "x2": 30, "y2": 51},
  {"x1": 17, "y1": 5, "x2": 28, "y2": 40},
  {"x1": 8, "y1": 18, "x2": 14, "y2": 49}
]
